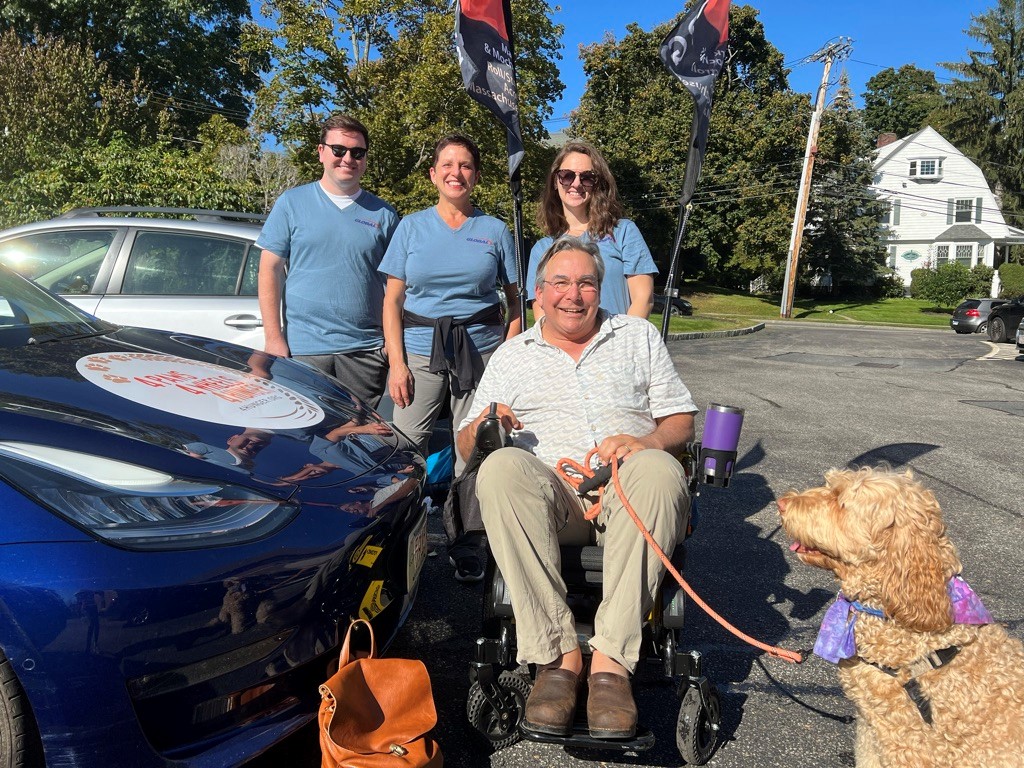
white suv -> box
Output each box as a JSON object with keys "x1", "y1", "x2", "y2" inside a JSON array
[{"x1": 0, "y1": 208, "x2": 266, "y2": 349}]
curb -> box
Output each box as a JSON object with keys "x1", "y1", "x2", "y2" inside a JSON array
[{"x1": 665, "y1": 322, "x2": 766, "y2": 341}]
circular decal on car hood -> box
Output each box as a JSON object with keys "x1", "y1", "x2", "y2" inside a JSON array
[{"x1": 77, "y1": 353, "x2": 325, "y2": 428}]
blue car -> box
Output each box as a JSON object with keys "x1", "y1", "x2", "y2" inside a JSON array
[{"x1": 0, "y1": 265, "x2": 428, "y2": 767}]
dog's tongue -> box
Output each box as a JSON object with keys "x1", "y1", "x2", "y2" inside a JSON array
[{"x1": 790, "y1": 541, "x2": 808, "y2": 553}]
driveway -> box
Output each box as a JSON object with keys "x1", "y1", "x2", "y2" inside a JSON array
[{"x1": 255, "y1": 323, "x2": 1023, "y2": 768}]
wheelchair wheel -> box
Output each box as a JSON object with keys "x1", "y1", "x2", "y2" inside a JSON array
[
  {"x1": 676, "y1": 683, "x2": 721, "y2": 764},
  {"x1": 467, "y1": 670, "x2": 533, "y2": 750}
]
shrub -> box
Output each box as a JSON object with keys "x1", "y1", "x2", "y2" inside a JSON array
[
  {"x1": 969, "y1": 264, "x2": 995, "y2": 297},
  {"x1": 909, "y1": 267, "x2": 935, "y2": 299},
  {"x1": 920, "y1": 263, "x2": 973, "y2": 308},
  {"x1": 874, "y1": 269, "x2": 907, "y2": 299},
  {"x1": 999, "y1": 262, "x2": 1024, "y2": 297}
]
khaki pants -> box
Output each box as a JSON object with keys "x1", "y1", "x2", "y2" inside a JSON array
[
  {"x1": 389, "y1": 351, "x2": 493, "y2": 476},
  {"x1": 477, "y1": 447, "x2": 690, "y2": 673}
]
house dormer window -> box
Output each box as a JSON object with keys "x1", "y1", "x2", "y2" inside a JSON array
[{"x1": 909, "y1": 158, "x2": 943, "y2": 179}]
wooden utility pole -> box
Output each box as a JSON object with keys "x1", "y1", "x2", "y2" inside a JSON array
[{"x1": 780, "y1": 39, "x2": 852, "y2": 318}]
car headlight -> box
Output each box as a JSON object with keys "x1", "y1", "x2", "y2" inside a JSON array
[{"x1": 0, "y1": 442, "x2": 298, "y2": 550}]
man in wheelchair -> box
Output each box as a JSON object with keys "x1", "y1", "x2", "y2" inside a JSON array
[{"x1": 455, "y1": 236, "x2": 698, "y2": 740}]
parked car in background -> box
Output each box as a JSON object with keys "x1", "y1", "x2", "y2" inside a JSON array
[
  {"x1": 986, "y1": 295, "x2": 1024, "y2": 342},
  {"x1": 949, "y1": 297, "x2": 1005, "y2": 334},
  {"x1": 0, "y1": 264, "x2": 427, "y2": 767},
  {"x1": 0, "y1": 208, "x2": 266, "y2": 349},
  {"x1": 652, "y1": 294, "x2": 694, "y2": 317}
]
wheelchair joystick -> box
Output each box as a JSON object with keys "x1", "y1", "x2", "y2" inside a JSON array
[
  {"x1": 475, "y1": 402, "x2": 508, "y2": 456},
  {"x1": 698, "y1": 404, "x2": 744, "y2": 487}
]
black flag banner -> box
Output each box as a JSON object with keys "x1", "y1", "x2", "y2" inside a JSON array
[
  {"x1": 455, "y1": 0, "x2": 525, "y2": 178},
  {"x1": 659, "y1": 0, "x2": 731, "y2": 206}
]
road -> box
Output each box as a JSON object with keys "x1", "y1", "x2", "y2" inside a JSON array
[{"x1": 256, "y1": 324, "x2": 1023, "y2": 768}]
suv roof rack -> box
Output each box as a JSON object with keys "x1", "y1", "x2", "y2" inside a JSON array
[{"x1": 57, "y1": 207, "x2": 266, "y2": 224}]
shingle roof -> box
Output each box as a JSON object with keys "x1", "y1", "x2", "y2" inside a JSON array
[{"x1": 935, "y1": 224, "x2": 991, "y2": 241}]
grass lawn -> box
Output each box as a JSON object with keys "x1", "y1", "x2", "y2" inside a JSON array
[
  {"x1": 518, "y1": 284, "x2": 952, "y2": 334},
  {"x1": 678, "y1": 282, "x2": 952, "y2": 329}
]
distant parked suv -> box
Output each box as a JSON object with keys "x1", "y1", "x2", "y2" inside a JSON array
[
  {"x1": 0, "y1": 207, "x2": 266, "y2": 349},
  {"x1": 949, "y1": 298, "x2": 1005, "y2": 334},
  {"x1": 986, "y1": 295, "x2": 1024, "y2": 342}
]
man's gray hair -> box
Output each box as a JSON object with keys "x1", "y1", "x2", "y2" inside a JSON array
[{"x1": 534, "y1": 235, "x2": 605, "y2": 290}]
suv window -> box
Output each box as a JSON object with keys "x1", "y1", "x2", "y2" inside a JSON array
[
  {"x1": 123, "y1": 231, "x2": 249, "y2": 296},
  {"x1": 0, "y1": 230, "x2": 116, "y2": 294}
]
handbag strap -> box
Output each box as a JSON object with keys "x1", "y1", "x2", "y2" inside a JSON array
[{"x1": 338, "y1": 618, "x2": 377, "y2": 667}]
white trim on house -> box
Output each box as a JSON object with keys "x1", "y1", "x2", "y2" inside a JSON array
[{"x1": 873, "y1": 126, "x2": 1023, "y2": 295}]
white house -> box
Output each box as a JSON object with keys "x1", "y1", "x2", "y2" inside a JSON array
[{"x1": 872, "y1": 126, "x2": 1024, "y2": 295}]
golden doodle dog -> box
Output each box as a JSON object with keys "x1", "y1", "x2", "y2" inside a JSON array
[{"x1": 778, "y1": 467, "x2": 1024, "y2": 768}]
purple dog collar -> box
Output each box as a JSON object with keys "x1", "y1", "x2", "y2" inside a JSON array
[{"x1": 813, "y1": 575, "x2": 993, "y2": 664}]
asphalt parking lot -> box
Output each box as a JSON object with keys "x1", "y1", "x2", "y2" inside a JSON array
[{"x1": 256, "y1": 323, "x2": 1023, "y2": 768}]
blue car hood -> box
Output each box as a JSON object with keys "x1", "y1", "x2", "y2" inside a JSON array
[{"x1": 0, "y1": 327, "x2": 404, "y2": 490}]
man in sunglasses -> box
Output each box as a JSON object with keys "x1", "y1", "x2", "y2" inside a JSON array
[
  {"x1": 456, "y1": 236, "x2": 697, "y2": 741},
  {"x1": 255, "y1": 113, "x2": 399, "y2": 407}
]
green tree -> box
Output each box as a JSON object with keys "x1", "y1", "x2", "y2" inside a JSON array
[
  {"x1": 1, "y1": 0, "x2": 263, "y2": 136},
  {"x1": 862, "y1": 65, "x2": 944, "y2": 139},
  {"x1": 935, "y1": 0, "x2": 1024, "y2": 222},
  {"x1": 571, "y1": 4, "x2": 804, "y2": 286},
  {"x1": 3, "y1": 134, "x2": 258, "y2": 223},
  {"x1": 801, "y1": 73, "x2": 889, "y2": 295},
  {"x1": 245, "y1": 0, "x2": 563, "y2": 223}
]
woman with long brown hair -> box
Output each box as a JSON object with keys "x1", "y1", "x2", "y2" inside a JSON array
[{"x1": 527, "y1": 141, "x2": 657, "y2": 318}]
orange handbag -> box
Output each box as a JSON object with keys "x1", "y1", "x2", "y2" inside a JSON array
[{"x1": 318, "y1": 619, "x2": 443, "y2": 768}]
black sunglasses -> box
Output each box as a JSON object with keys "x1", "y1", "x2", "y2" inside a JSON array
[
  {"x1": 321, "y1": 143, "x2": 368, "y2": 160},
  {"x1": 555, "y1": 169, "x2": 599, "y2": 189}
]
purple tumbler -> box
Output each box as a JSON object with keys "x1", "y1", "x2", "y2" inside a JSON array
[{"x1": 699, "y1": 404, "x2": 744, "y2": 487}]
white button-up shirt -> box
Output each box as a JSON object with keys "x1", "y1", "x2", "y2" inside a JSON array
[{"x1": 460, "y1": 312, "x2": 698, "y2": 469}]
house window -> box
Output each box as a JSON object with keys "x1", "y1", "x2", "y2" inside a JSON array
[
  {"x1": 888, "y1": 246, "x2": 897, "y2": 269},
  {"x1": 955, "y1": 245, "x2": 973, "y2": 266},
  {"x1": 879, "y1": 199, "x2": 901, "y2": 226},
  {"x1": 936, "y1": 245, "x2": 950, "y2": 264},
  {"x1": 909, "y1": 158, "x2": 943, "y2": 178},
  {"x1": 955, "y1": 199, "x2": 974, "y2": 223}
]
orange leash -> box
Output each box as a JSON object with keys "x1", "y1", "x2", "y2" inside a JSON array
[{"x1": 555, "y1": 448, "x2": 803, "y2": 664}]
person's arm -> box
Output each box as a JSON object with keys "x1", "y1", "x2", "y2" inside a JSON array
[
  {"x1": 625, "y1": 273, "x2": 655, "y2": 319},
  {"x1": 383, "y1": 276, "x2": 414, "y2": 408},
  {"x1": 595, "y1": 412, "x2": 695, "y2": 465},
  {"x1": 503, "y1": 284, "x2": 523, "y2": 339},
  {"x1": 258, "y1": 250, "x2": 289, "y2": 357}
]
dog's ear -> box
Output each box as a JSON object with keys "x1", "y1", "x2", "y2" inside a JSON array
[{"x1": 874, "y1": 472, "x2": 961, "y2": 632}]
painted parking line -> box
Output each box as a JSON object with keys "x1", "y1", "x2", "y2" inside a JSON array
[{"x1": 980, "y1": 342, "x2": 1023, "y2": 361}]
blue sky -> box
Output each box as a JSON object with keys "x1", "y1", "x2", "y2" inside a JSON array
[{"x1": 543, "y1": 0, "x2": 994, "y2": 132}]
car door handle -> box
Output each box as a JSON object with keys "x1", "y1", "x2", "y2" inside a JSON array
[{"x1": 223, "y1": 314, "x2": 263, "y2": 329}]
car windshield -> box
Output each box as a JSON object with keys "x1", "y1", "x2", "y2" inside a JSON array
[{"x1": 0, "y1": 264, "x2": 114, "y2": 347}]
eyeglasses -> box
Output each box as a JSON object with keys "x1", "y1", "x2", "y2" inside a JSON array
[
  {"x1": 321, "y1": 143, "x2": 368, "y2": 160},
  {"x1": 555, "y1": 169, "x2": 599, "y2": 189},
  {"x1": 541, "y1": 279, "x2": 599, "y2": 295}
]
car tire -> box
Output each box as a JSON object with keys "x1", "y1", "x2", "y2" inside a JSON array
[
  {"x1": 977, "y1": 322, "x2": 987, "y2": 334},
  {"x1": 0, "y1": 650, "x2": 44, "y2": 768},
  {"x1": 988, "y1": 317, "x2": 1007, "y2": 343}
]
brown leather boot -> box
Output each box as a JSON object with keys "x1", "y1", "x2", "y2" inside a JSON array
[
  {"x1": 587, "y1": 672, "x2": 637, "y2": 738},
  {"x1": 523, "y1": 668, "x2": 580, "y2": 736}
]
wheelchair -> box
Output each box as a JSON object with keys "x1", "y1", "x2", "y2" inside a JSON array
[{"x1": 464, "y1": 406, "x2": 740, "y2": 764}]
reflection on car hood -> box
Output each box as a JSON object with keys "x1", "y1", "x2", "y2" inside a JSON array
[{"x1": 0, "y1": 327, "x2": 404, "y2": 489}]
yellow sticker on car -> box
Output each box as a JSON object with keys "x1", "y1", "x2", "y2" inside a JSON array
[
  {"x1": 350, "y1": 538, "x2": 383, "y2": 567},
  {"x1": 358, "y1": 580, "x2": 391, "y2": 620}
]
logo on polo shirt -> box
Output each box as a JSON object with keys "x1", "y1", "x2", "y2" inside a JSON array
[
  {"x1": 466, "y1": 237, "x2": 494, "y2": 246},
  {"x1": 355, "y1": 217, "x2": 382, "y2": 229}
]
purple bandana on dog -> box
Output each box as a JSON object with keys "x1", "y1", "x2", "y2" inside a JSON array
[{"x1": 813, "y1": 575, "x2": 993, "y2": 664}]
